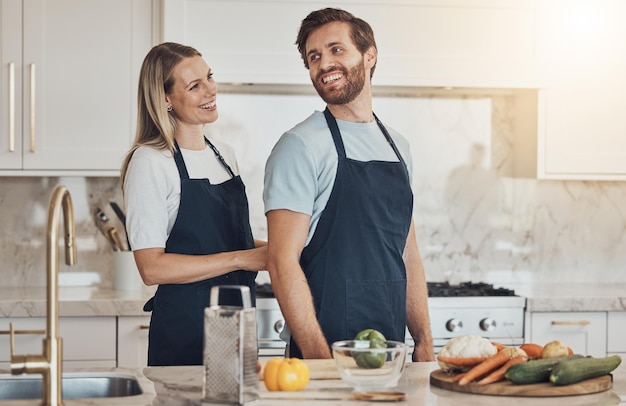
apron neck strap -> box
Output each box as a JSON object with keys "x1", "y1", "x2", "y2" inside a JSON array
[
  {"x1": 373, "y1": 113, "x2": 407, "y2": 168},
  {"x1": 323, "y1": 108, "x2": 408, "y2": 171},
  {"x1": 173, "y1": 139, "x2": 190, "y2": 180},
  {"x1": 323, "y1": 108, "x2": 347, "y2": 158},
  {"x1": 172, "y1": 137, "x2": 236, "y2": 181},
  {"x1": 204, "y1": 136, "x2": 236, "y2": 178}
]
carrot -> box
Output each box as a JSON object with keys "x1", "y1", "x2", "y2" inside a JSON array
[
  {"x1": 477, "y1": 356, "x2": 526, "y2": 385},
  {"x1": 458, "y1": 350, "x2": 512, "y2": 386},
  {"x1": 453, "y1": 372, "x2": 466, "y2": 382},
  {"x1": 519, "y1": 343, "x2": 543, "y2": 359},
  {"x1": 437, "y1": 356, "x2": 488, "y2": 367}
]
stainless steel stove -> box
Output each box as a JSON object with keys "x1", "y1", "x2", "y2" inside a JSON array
[
  {"x1": 255, "y1": 284, "x2": 287, "y2": 359},
  {"x1": 254, "y1": 281, "x2": 526, "y2": 359},
  {"x1": 425, "y1": 282, "x2": 526, "y2": 353}
]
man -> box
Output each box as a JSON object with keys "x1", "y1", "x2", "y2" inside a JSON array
[{"x1": 263, "y1": 7, "x2": 434, "y2": 362}]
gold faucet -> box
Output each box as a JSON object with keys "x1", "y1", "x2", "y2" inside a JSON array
[{"x1": 9, "y1": 185, "x2": 76, "y2": 406}]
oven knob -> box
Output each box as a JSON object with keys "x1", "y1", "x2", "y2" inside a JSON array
[
  {"x1": 273, "y1": 319, "x2": 284, "y2": 334},
  {"x1": 480, "y1": 318, "x2": 497, "y2": 332},
  {"x1": 445, "y1": 319, "x2": 463, "y2": 332}
]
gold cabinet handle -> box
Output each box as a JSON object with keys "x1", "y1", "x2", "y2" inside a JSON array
[
  {"x1": 139, "y1": 325, "x2": 150, "y2": 330},
  {"x1": 551, "y1": 320, "x2": 591, "y2": 326},
  {"x1": 9, "y1": 62, "x2": 15, "y2": 152},
  {"x1": 30, "y1": 63, "x2": 36, "y2": 152},
  {"x1": 0, "y1": 328, "x2": 46, "y2": 335}
]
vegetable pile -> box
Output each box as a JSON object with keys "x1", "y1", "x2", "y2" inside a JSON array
[{"x1": 437, "y1": 336, "x2": 622, "y2": 386}]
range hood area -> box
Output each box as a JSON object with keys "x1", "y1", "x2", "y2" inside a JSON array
[{"x1": 164, "y1": 0, "x2": 539, "y2": 89}]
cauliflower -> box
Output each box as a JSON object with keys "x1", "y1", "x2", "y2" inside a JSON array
[{"x1": 437, "y1": 335, "x2": 498, "y2": 372}]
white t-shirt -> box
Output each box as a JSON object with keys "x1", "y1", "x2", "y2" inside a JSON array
[
  {"x1": 263, "y1": 110, "x2": 414, "y2": 245},
  {"x1": 124, "y1": 139, "x2": 240, "y2": 251}
]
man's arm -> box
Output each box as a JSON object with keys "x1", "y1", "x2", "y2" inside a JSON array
[
  {"x1": 266, "y1": 209, "x2": 332, "y2": 359},
  {"x1": 404, "y1": 219, "x2": 435, "y2": 362}
]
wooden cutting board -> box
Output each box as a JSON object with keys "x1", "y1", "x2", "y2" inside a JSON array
[{"x1": 430, "y1": 369, "x2": 613, "y2": 397}]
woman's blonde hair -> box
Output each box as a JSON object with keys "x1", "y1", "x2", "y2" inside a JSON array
[{"x1": 120, "y1": 42, "x2": 202, "y2": 185}]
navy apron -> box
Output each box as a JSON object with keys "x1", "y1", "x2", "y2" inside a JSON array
[
  {"x1": 290, "y1": 108, "x2": 413, "y2": 358},
  {"x1": 144, "y1": 137, "x2": 256, "y2": 366}
]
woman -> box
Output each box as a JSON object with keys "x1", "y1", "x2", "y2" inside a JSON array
[{"x1": 120, "y1": 42, "x2": 266, "y2": 366}]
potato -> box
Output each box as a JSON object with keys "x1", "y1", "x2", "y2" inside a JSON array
[
  {"x1": 541, "y1": 340, "x2": 569, "y2": 358},
  {"x1": 502, "y1": 346, "x2": 528, "y2": 359}
]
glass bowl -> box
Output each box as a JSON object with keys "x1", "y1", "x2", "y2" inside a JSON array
[{"x1": 331, "y1": 340, "x2": 407, "y2": 392}]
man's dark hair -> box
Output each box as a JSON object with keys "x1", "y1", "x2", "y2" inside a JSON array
[{"x1": 295, "y1": 8, "x2": 377, "y2": 78}]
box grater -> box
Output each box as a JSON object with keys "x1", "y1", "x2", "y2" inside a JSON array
[{"x1": 202, "y1": 285, "x2": 259, "y2": 405}]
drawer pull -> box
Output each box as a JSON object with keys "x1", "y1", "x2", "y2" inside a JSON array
[
  {"x1": 0, "y1": 329, "x2": 46, "y2": 335},
  {"x1": 551, "y1": 320, "x2": 591, "y2": 326},
  {"x1": 139, "y1": 325, "x2": 150, "y2": 330}
]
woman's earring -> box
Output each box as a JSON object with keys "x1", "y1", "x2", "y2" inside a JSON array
[{"x1": 166, "y1": 105, "x2": 173, "y2": 112}]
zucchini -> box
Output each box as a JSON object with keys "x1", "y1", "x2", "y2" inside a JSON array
[
  {"x1": 505, "y1": 354, "x2": 584, "y2": 384},
  {"x1": 550, "y1": 355, "x2": 622, "y2": 386}
]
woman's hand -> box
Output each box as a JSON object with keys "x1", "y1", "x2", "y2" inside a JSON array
[{"x1": 239, "y1": 246, "x2": 268, "y2": 271}]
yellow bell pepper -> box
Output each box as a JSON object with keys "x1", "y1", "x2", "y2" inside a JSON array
[{"x1": 263, "y1": 357, "x2": 310, "y2": 391}]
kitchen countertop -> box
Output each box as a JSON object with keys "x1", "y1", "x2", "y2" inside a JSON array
[
  {"x1": 1, "y1": 361, "x2": 625, "y2": 405},
  {"x1": 1, "y1": 285, "x2": 626, "y2": 404},
  {"x1": 511, "y1": 283, "x2": 626, "y2": 312},
  {"x1": 0, "y1": 287, "x2": 154, "y2": 317},
  {"x1": 1, "y1": 283, "x2": 626, "y2": 317}
]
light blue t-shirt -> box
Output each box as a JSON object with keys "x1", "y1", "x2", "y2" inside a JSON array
[{"x1": 263, "y1": 110, "x2": 414, "y2": 245}]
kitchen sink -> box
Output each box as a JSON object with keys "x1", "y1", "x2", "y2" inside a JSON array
[{"x1": 0, "y1": 372, "x2": 143, "y2": 400}]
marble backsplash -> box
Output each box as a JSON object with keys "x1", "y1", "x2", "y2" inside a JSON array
[{"x1": 1, "y1": 94, "x2": 625, "y2": 289}]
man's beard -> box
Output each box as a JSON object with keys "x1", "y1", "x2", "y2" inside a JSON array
[{"x1": 312, "y1": 58, "x2": 366, "y2": 105}]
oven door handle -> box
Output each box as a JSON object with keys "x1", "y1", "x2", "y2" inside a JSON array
[
  {"x1": 258, "y1": 339, "x2": 287, "y2": 349},
  {"x1": 551, "y1": 320, "x2": 591, "y2": 326}
]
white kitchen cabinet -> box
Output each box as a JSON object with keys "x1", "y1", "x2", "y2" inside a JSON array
[
  {"x1": 163, "y1": 0, "x2": 537, "y2": 88},
  {"x1": 536, "y1": 0, "x2": 626, "y2": 180},
  {"x1": 529, "y1": 312, "x2": 607, "y2": 358},
  {"x1": 0, "y1": 0, "x2": 157, "y2": 175},
  {"x1": 117, "y1": 316, "x2": 150, "y2": 368},
  {"x1": 0, "y1": 317, "x2": 117, "y2": 369},
  {"x1": 607, "y1": 311, "x2": 626, "y2": 356}
]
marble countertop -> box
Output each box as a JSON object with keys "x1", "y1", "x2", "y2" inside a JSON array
[
  {"x1": 2, "y1": 283, "x2": 626, "y2": 318},
  {"x1": 0, "y1": 287, "x2": 155, "y2": 317},
  {"x1": 510, "y1": 283, "x2": 626, "y2": 312},
  {"x1": 1, "y1": 361, "x2": 625, "y2": 405}
]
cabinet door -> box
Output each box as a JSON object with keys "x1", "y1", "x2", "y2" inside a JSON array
[
  {"x1": 536, "y1": 0, "x2": 626, "y2": 179},
  {"x1": 530, "y1": 312, "x2": 607, "y2": 357},
  {"x1": 163, "y1": 0, "x2": 536, "y2": 88},
  {"x1": 0, "y1": 317, "x2": 117, "y2": 369},
  {"x1": 607, "y1": 312, "x2": 626, "y2": 354},
  {"x1": 0, "y1": 0, "x2": 23, "y2": 169},
  {"x1": 117, "y1": 316, "x2": 150, "y2": 368},
  {"x1": 15, "y1": 0, "x2": 154, "y2": 171}
]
